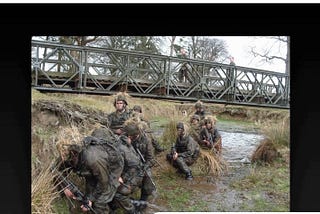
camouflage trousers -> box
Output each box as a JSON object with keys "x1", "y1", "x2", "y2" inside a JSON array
[
  {"x1": 166, "y1": 154, "x2": 195, "y2": 174},
  {"x1": 140, "y1": 169, "x2": 156, "y2": 201}
]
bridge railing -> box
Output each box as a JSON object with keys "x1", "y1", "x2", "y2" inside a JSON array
[{"x1": 31, "y1": 40, "x2": 289, "y2": 108}]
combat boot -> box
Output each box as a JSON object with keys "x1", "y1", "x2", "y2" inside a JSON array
[
  {"x1": 185, "y1": 171, "x2": 193, "y2": 180},
  {"x1": 131, "y1": 199, "x2": 148, "y2": 213}
]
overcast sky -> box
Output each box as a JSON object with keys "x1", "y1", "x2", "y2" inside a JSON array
[{"x1": 211, "y1": 36, "x2": 287, "y2": 73}]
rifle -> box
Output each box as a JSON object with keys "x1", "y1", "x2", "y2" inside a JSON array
[
  {"x1": 134, "y1": 147, "x2": 157, "y2": 192},
  {"x1": 130, "y1": 199, "x2": 163, "y2": 211},
  {"x1": 52, "y1": 168, "x2": 97, "y2": 214}
]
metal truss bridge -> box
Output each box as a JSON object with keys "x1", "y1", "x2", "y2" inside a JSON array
[{"x1": 31, "y1": 40, "x2": 290, "y2": 109}]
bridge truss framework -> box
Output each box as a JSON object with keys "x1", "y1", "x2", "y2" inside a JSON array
[{"x1": 31, "y1": 40, "x2": 290, "y2": 109}]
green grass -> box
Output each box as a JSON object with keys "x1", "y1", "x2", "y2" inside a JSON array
[
  {"x1": 149, "y1": 116, "x2": 170, "y2": 129},
  {"x1": 230, "y1": 163, "x2": 289, "y2": 211}
]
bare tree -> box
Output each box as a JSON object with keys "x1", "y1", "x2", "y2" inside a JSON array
[
  {"x1": 188, "y1": 36, "x2": 229, "y2": 62},
  {"x1": 249, "y1": 36, "x2": 289, "y2": 74},
  {"x1": 169, "y1": 36, "x2": 176, "y2": 57}
]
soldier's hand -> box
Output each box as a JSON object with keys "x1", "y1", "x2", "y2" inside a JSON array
[
  {"x1": 173, "y1": 152, "x2": 178, "y2": 160},
  {"x1": 80, "y1": 200, "x2": 92, "y2": 212},
  {"x1": 115, "y1": 128, "x2": 122, "y2": 135},
  {"x1": 63, "y1": 188, "x2": 76, "y2": 199},
  {"x1": 203, "y1": 140, "x2": 210, "y2": 146},
  {"x1": 118, "y1": 177, "x2": 124, "y2": 184}
]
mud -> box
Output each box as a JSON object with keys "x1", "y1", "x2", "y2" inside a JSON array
[{"x1": 147, "y1": 121, "x2": 265, "y2": 213}]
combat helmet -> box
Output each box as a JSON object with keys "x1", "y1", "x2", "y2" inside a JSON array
[
  {"x1": 204, "y1": 115, "x2": 217, "y2": 125},
  {"x1": 133, "y1": 105, "x2": 142, "y2": 113},
  {"x1": 195, "y1": 101, "x2": 203, "y2": 109},
  {"x1": 176, "y1": 122, "x2": 190, "y2": 135},
  {"x1": 123, "y1": 123, "x2": 140, "y2": 137},
  {"x1": 190, "y1": 114, "x2": 200, "y2": 122},
  {"x1": 113, "y1": 94, "x2": 128, "y2": 107},
  {"x1": 176, "y1": 122, "x2": 184, "y2": 130}
]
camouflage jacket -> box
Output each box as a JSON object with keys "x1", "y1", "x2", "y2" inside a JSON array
[
  {"x1": 194, "y1": 109, "x2": 208, "y2": 121},
  {"x1": 189, "y1": 124, "x2": 202, "y2": 144},
  {"x1": 107, "y1": 109, "x2": 133, "y2": 131},
  {"x1": 132, "y1": 133, "x2": 156, "y2": 169},
  {"x1": 173, "y1": 135, "x2": 200, "y2": 160},
  {"x1": 199, "y1": 127, "x2": 221, "y2": 148},
  {"x1": 58, "y1": 143, "x2": 124, "y2": 205},
  {"x1": 117, "y1": 135, "x2": 144, "y2": 188}
]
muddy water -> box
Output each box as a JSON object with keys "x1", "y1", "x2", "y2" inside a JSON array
[
  {"x1": 200, "y1": 130, "x2": 264, "y2": 211},
  {"x1": 221, "y1": 131, "x2": 264, "y2": 163}
]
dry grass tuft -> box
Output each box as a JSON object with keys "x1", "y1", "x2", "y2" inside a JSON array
[
  {"x1": 251, "y1": 138, "x2": 280, "y2": 164},
  {"x1": 259, "y1": 114, "x2": 290, "y2": 147},
  {"x1": 196, "y1": 148, "x2": 228, "y2": 176},
  {"x1": 252, "y1": 114, "x2": 290, "y2": 165},
  {"x1": 160, "y1": 119, "x2": 179, "y2": 148},
  {"x1": 55, "y1": 124, "x2": 84, "y2": 161},
  {"x1": 31, "y1": 160, "x2": 61, "y2": 214}
]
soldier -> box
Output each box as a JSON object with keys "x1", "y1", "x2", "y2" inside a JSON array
[
  {"x1": 199, "y1": 115, "x2": 222, "y2": 154},
  {"x1": 124, "y1": 122, "x2": 157, "y2": 204},
  {"x1": 107, "y1": 94, "x2": 133, "y2": 135},
  {"x1": 132, "y1": 105, "x2": 165, "y2": 153},
  {"x1": 194, "y1": 101, "x2": 209, "y2": 123},
  {"x1": 109, "y1": 125, "x2": 145, "y2": 214},
  {"x1": 189, "y1": 114, "x2": 202, "y2": 144},
  {"x1": 54, "y1": 130, "x2": 124, "y2": 214},
  {"x1": 166, "y1": 122, "x2": 200, "y2": 180}
]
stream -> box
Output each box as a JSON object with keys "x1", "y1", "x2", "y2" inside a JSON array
[
  {"x1": 149, "y1": 123, "x2": 265, "y2": 212},
  {"x1": 221, "y1": 130, "x2": 264, "y2": 164}
]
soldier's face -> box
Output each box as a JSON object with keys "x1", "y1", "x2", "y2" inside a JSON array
[
  {"x1": 177, "y1": 128, "x2": 184, "y2": 136},
  {"x1": 206, "y1": 122, "x2": 212, "y2": 129},
  {"x1": 192, "y1": 119, "x2": 198, "y2": 125},
  {"x1": 116, "y1": 101, "x2": 125, "y2": 111}
]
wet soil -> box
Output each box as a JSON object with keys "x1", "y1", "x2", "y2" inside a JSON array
[{"x1": 147, "y1": 120, "x2": 265, "y2": 213}]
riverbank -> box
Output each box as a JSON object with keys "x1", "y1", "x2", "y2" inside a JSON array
[{"x1": 31, "y1": 89, "x2": 289, "y2": 213}]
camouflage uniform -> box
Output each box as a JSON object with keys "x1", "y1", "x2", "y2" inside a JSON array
[
  {"x1": 166, "y1": 122, "x2": 200, "y2": 180},
  {"x1": 132, "y1": 132, "x2": 157, "y2": 201},
  {"x1": 190, "y1": 123, "x2": 202, "y2": 144},
  {"x1": 194, "y1": 102, "x2": 209, "y2": 127},
  {"x1": 199, "y1": 126, "x2": 222, "y2": 152},
  {"x1": 107, "y1": 94, "x2": 133, "y2": 135},
  {"x1": 110, "y1": 135, "x2": 144, "y2": 214},
  {"x1": 56, "y1": 138, "x2": 124, "y2": 214},
  {"x1": 189, "y1": 114, "x2": 202, "y2": 144},
  {"x1": 132, "y1": 105, "x2": 164, "y2": 153},
  {"x1": 107, "y1": 109, "x2": 133, "y2": 134}
]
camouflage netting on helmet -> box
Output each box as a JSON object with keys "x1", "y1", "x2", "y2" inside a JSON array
[
  {"x1": 190, "y1": 114, "x2": 201, "y2": 122},
  {"x1": 195, "y1": 101, "x2": 203, "y2": 108},
  {"x1": 123, "y1": 123, "x2": 140, "y2": 136},
  {"x1": 89, "y1": 127, "x2": 118, "y2": 144},
  {"x1": 124, "y1": 116, "x2": 150, "y2": 132},
  {"x1": 55, "y1": 125, "x2": 84, "y2": 161},
  {"x1": 204, "y1": 115, "x2": 218, "y2": 125},
  {"x1": 133, "y1": 105, "x2": 142, "y2": 113},
  {"x1": 112, "y1": 92, "x2": 131, "y2": 106}
]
